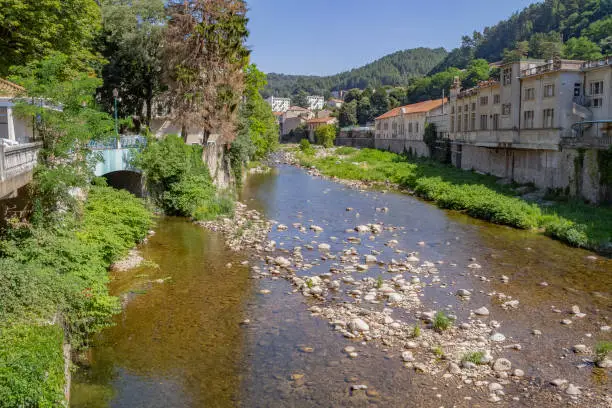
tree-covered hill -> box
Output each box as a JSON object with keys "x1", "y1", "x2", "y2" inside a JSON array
[
  {"x1": 430, "y1": 0, "x2": 612, "y2": 73},
  {"x1": 263, "y1": 47, "x2": 448, "y2": 98}
]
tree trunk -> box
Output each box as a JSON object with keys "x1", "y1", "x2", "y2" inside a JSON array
[
  {"x1": 181, "y1": 125, "x2": 188, "y2": 143},
  {"x1": 145, "y1": 81, "x2": 153, "y2": 127}
]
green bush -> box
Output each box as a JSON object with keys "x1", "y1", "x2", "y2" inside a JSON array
[
  {"x1": 335, "y1": 146, "x2": 357, "y2": 155},
  {"x1": 314, "y1": 124, "x2": 337, "y2": 148},
  {"x1": 461, "y1": 351, "x2": 485, "y2": 365},
  {"x1": 0, "y1": 324, "x2": 65, "y2": 408},
  {"x1": 299, "y1": 139, "x2": 315, "y2": 155},
  {"x1": 432, "y1": 311, "x2": 454, "y2": 332},
  {"x1": 134, "y1": 135, "x2": 234, "y2": 220}
]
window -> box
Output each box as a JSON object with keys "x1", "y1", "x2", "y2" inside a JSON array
[
  {"x1": 408, "y1": 122, "x2": 413, "y2": 132},
  {"x1": 383, "y1": 122, "x2": 388, "y2": 130},
  {"x1": 502, "y1": 103, "x2": 511, "y2": 115},
  {"x1": 451, "y1": 115, "x2": 455, "y2": 132},
  {"x1": 492, "y1": 114, "x2": 500, "y2": 130},
  {"x1": 524, "y1": 88, "x2": 535, "y2": 100},
  {"x1": 480, "y1": 114, "x2": 488, "y2": 130},
  {"x1": 543, "y1": 109, "x2": 554, "y2": 128},
  {"x1": 463, "y1": 114, "x2": 468, "y2": 131},
  {"x1": 458, "y1": 105, "x2": 462, "y2": 113},
  {"x1": 590, "y1": 81, "x2": 604, "y2": 95},
  {"x1": 415, "y1": 122, "x2": 419, "y2": 133},
  {"x1": 464, "y1": 104, "x2": 468, "y2": 112},
  {"x1": 470, "y1": 113, "x2": 476, "y2": 130},
  {"x1": 523, "y1": 110, "x2": 534, "y2": 129},
  {"x1": 544, "y1": 84, "x2": 555, "y2": 97},
  {"x1": 593, "y1": 98, "x2": 603, "y2": 108},
  {"x1": 574, "y1": 83, "x2": 581, "y2": 97},
  {"x1": 471, "y1": 102, "x2": 476, "y2": 111},
  {"x1": 0, "y1": 107, "x2": 7, "y2": 124},
  {"x1": 451, "y1": 106, "x2": 455, "y2": 114},
  {"x1": 493, "y1": 94, "x2": 500, "y2": 104},
  {"x1": 480, "y1": 96, "x2": 489, "y2": 105},
  {"x1": 457, "y1": 115, "x2": 462, "y2": 132},
  {"x1": 502, "y1": 67, "x2": 512, "y2": 86}
]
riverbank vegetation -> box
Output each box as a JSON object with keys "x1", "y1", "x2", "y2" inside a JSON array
[
  {"x1": 295, "y1": 147, "x2": 612, "y2": 252},
  {"x1": 0, "y1": 185, "x2": 152, "y2": 406},
  {"x1": 134, "y1": 135, "x2": 234, "y2": 221}
]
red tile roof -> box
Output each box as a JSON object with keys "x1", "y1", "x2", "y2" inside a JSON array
[
  {"x1": 375, "y1": 98, "x2": 448, "y2": 120},
  {"x1": 287, "y1": 105, "x2": 310, "y2": 111},
  {"x1": 273, "y1": 111, "x2": 283, "y2": 116},
  {"x1": 0, "y1": 78, "x2": 25, "y2": 97}
]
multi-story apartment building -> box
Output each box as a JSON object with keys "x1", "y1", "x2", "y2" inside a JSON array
[
  {"x1": 279, "y1": 106, "x2": 314, "y2": 136},
  {"x1": 374, "y1": 98, "x2": 448, "y2": 157},
  {"x1": 448, "y1": 57, "x2": 611, "y2": 202},
  {"x1": 306, "y1": 95, "x2": 325, "y2": 111},
  {"x1": 265, "y1": 96, "x2": 291, "y2": 113}
]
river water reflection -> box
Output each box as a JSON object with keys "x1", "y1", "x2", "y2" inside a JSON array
[{"x1": 72, "y1": 165, "x2": 611, "y2": 407}]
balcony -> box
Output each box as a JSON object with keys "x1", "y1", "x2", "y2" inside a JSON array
[
  {"x1": 581, "y1": 56, "x2": 612, "y2": 70},
  {"x1": 562, "y1": 120, "x2": 612, "y2": 149},
  {"x1": 520, "y1": 60, "x2": 582, "y2": 78}
]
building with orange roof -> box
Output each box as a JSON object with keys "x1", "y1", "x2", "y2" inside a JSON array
[{"x1": 374, "y1": 98, "x2": 448, "y2": 157}]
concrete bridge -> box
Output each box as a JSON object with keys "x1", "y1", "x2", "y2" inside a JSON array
[
  {"x1": 0, "y1": 141, "x2": 42, "y2": 199},
  {"x1": 90, "y1": 135, "x2": 147, "y2": 196}
]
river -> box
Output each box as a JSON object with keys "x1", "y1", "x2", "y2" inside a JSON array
[{"x1": 72, "y1": 165, "x2": 611, "y2": 407}]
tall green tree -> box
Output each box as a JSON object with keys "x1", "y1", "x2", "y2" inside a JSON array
[
  {"x1": 356, "y1": 96, "x2": 373, "y2": 125},
  {"x1": 370, "y1": 87, "x2": 390, "y2": 118},
  {"x1": 9, "y1": 53, "x2": 114, "y2": 221},
  {"x1": 99, "y1": 0, "x2": 166, "y2": 125},
  {"x1": 582, "y1": 15, "x2": 612, "y2": 54},
  {"x1": 338, "y1": 100, "x2": 357, "y2": 127},
  {"x1": 0, "y1": 0, "x2": 103, "y2": 76},
  {"x1": 528, "y1": 32, "x2": 564, "y2": 59},
  {"x1": 164, "y1": 0, "x2": 250, "y2": 143},
  {"x1": 462, "y1": 59, "x2": 490, "y2": 88},
  {"x1": 292, "y1": 90, "x2": 309, "y2": 108},
  {"x1": 563, "y1": 36, "x2": 603, "y2": 60}
]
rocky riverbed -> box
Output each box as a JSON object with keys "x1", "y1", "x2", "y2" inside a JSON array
[{"x1": 200, "y1": 164, "x2": 611, "y2": 407}]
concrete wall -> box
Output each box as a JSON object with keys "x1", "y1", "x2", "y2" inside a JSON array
[
  {"x1": 453, "y1": 144, "x2": 609, "y2": 203},
  {"x1": 335, "y1": 136, "x2": 374, "y2": 149},
  {"x1": 375, "y1": 139, "x2": 430, "y2": 157}
]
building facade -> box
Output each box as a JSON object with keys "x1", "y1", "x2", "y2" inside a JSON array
[
  {"x1": 374, "y1": 98, "x2": 448, "y2": 157},
  {"x1": 447, "y1": 57, "x2": 612, "y2": 202},
  {"x1": 265, "y1": 96, "x2": 291, "y2": 113},
  {"x1": 327, "y1": 98, "x2": 344, "y2": 109},
  {"x1": 306, "y1": 116, "x2": 337, "y2": 142},
  {"x1": 279, "y1": 106, "x2": 314, "y2": 136},
  {"x1": 306, "y1": 95, "x2": 325, "y2": 111}
]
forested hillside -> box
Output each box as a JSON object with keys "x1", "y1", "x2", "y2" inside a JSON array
[
  {"x1": 431, "y1": 0, "x2": 612, "y2": 73},
  {"x1": 262, "y1": 48, "x2": 447, "y2": 98}
]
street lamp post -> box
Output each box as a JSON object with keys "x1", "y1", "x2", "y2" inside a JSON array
[{"x1": 112, "y1": 88, "x2": 119, "y2": 142}]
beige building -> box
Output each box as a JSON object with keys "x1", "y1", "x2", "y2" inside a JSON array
[
  {"x1": 326, "y1": 98, "x2": 344, "y2": 109},
  {"x1": 448, "y1": 57, "x2": 612, "y2": 202},
  {"x1": 374, "y1": 98, "x2": 448, "y2": 157},
  {"x1": 279, "y1": 106, "x2": 314, "y2": 136}
]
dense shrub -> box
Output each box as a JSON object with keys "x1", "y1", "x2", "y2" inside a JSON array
[
  {"x1": 299, "y1": 139, "x2": 315, "y2": 155},
  {"x1": 0, "y1": 325, "x2": 65, "y2": 408},
  {"x1": 314, "y1": 124, "x2": 337, "y2": 148},
  {"x1": 134, "y1": 135, "x2": 234, "y2": 220}
]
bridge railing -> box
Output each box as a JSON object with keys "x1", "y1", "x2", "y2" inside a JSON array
[
  {"x1": 88, "y1": 135, "x2": 147, "y2": 150},
  {"x1": 0, "y1": 141, "x2": 42, "y2": 182}
]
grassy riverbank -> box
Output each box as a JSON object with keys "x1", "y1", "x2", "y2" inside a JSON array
[
  {"x1": 295, "y1": 146, "x2": 612, "y2": 252},
  {"x1": 0, "y1": 186, "x2": 153, "y2": 406}
]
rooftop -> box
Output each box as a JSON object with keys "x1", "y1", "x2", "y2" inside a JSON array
[
  {"x1": 375, "y1": 98, "x2": 448, "y2": 120},
  {"x1": 306, "y1": 117, "x2": 336, "y2": 124},
  {"x1": 0, "y1": 78, "x2": 25, "y2": 97}
]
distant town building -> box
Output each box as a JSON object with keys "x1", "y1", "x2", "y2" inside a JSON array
[
  {"x1": 279, "y1": 106, "x2": 314, "y2": 136},
  {"x1": 0, "y1": 78, "x2": 34, "y2": 144},
  {"x1": 307, "y1": 95, "x2": 325, "y2": 111},
  {"x1": 265, "y1": 96, "x2": 291, "y2": 112},
  {"x1": 327, "y1": 98, "x2": 344, "y2": 109},
  {"x1": 374, "y1": 98, "x2": 448, "y2": 157}
]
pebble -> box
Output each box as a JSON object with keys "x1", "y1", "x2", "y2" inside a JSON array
[
  {"x1": 259, "y1": 289, "x2": 271, "y2": 295},
  {"x1": 566, "y1": 384, "x2": 581, "y2": 396},
  {"x1": 490, "y1": 333, "x2": 506, "y2": 342},
  {"x1": 456, "y1": 289, "x2": 471, "y2": 297},
  {"x1": 489, "y1": 382, "x2": 503, "y2": 392},
  {"x1": 349, "y1": 318, "x2": 370, "y2": 332},
  {"x1": 572, "y1": 344, "x2": 587, "y2": 353},
  {"x1": 493, "y1": 358, "x2": 512, "y2": 372},
  {"x1": 571, "y1": 305, "x2": 581, "y2": 314},
  {"x1": 401, "y1": 351, "x2": 415, "y2": 362},
  {"x1": 532, "y1": 329, "x2": 542, "y2": 336},
  {"x1": 551, "y1": 379, "x2": 567, "y2": 387},
  {"x1": 513, "y1": 369, "x2": 525, "y2": 377},
  {"x1": 344, "y1": 346, "x2": 356, "y2": 353},
  {"x1": 474, "y1": 306, "x2": 490, "y2": 316},
  {"x1": 561, "y1": 319, "x2": 572, "y2": 325}
]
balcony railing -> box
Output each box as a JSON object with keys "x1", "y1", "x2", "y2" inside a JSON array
[
  {"x1": 563, "y1": 120, "x2": 612, "y2": 148},
  {"x1": 581, "y1": 56, "x2": 612, "y2": 70},
  {"x1": 0, "y1": 141, "x2": 42, "y2": 182},
  {"x1": 88, "y1": 135, "x2": 147, "y2": 150}
]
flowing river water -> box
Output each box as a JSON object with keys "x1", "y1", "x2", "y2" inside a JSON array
[{"x1": 72, "y1": 165, "x2": 611, "y2": 407}]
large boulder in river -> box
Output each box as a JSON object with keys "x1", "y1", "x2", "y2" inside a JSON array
[
  {"x1": 349, "y1": 318, "x2": 370, "y2": 333},
  {"x1": 275, "y1": 256, "x2": 291, "y2": 268}
]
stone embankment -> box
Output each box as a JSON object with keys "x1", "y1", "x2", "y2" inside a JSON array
[{"x1": 199, "y1": 193, "x2": 610, "y2": 406}]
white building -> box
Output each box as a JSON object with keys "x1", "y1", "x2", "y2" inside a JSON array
[
  {"x1": 306, "y1": 95, "x2": 324, "y2": 111},
  {"x1": 0, "y1": 78, "x2": 34, "y2": 144},
  {"x1": 265, "y1": 96, "x2": 291, "y2": 113}
]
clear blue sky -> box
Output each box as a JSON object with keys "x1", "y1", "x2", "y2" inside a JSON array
[{"x1": 246, "y1": 0, "x2": 540, "y2": 76}]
